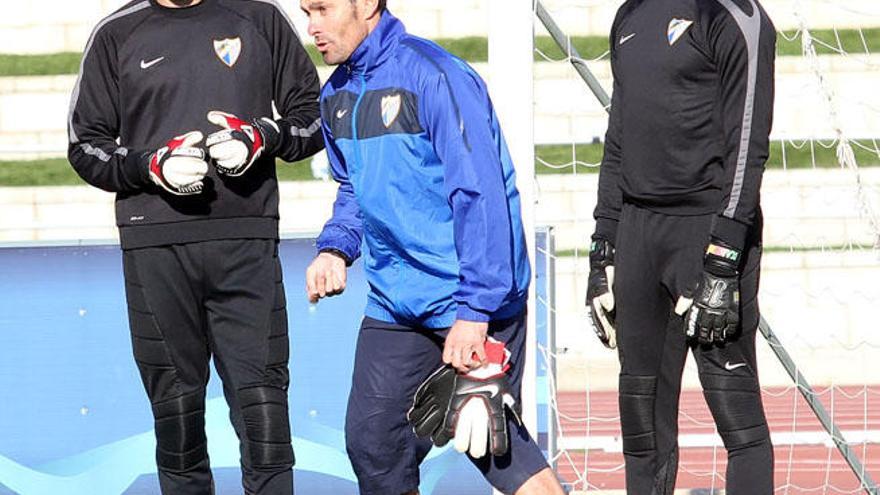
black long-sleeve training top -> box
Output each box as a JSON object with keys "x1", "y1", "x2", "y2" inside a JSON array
[
  {"x1": 68, "y1": 0, "x2": 323, "y2": 249},
  {"x1": 593, "y1": 0, "x2": 776, "y2": 251}
]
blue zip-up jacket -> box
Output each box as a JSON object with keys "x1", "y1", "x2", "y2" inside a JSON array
[{"x1": 316, "y1": 12, "x2": 530, "y2": 328}]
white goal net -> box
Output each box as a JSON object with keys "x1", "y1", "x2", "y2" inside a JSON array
[{"x1": 530, "y1": 0, "x2": 880, "y2": 493}]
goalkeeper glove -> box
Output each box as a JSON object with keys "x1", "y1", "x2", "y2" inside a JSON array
[
  {"x1": 148, "y1": 131, "x2": 208, "y2": 196},
  {"x1": 681, "y1": 240, "x2": 741, "y2": 346},
  {"x1": 205, "y1": 110, "x2": 280, "y2": 176},
  {"x1": 586, "y1": 238, "x2": 617, "y2": 349},
  {"x1": 408, "y1": 338, "x2": 522, "y2": 458}
]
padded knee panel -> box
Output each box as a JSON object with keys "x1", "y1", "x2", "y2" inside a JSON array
[
  {"x1": 700, "y1": 373, "x2": 770, "y2": 450},
  {"x1": 619, "y1": 375, "x2": 657, "y2": 455},
  {"x1": 238, "y1": 385, "x2": 294, "y2": 470},
  {"x1": 152, "y1": 390, "x2": 208, "y2": 472}
]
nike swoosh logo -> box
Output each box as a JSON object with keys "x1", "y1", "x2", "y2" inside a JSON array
[
  {"x1": 619, "y1": 33, "x2": 636, "y2": 45},
  {"x1": 457, "y1": 383, "x2": 500, "y2": 398},
  {"x1": 725, "y1": 361, "x2": 747, "y2": 371},
  {"x1": 336, "y1": 109, "x2": 348, "y2": 119},
  {"x1": 140, "y1": 57, "x2": 165, "y2": 69}
]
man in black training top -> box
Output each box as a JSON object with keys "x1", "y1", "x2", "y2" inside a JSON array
[
  {"x1": 586, "y1": 0, "x2": 776, "y2": 493},
  {"x1": 68, "y1": 0, "x2": 323, "y2": 493}
]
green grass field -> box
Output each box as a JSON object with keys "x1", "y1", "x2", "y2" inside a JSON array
[
  {"x1": 0, "y1": 157, "x2": 315, "y2": 186},
  {"x1": 532, "y1": 27, "x2": 880, "y2": 61},
  {"x1": 3, "y1": 141, "x2": 877, "y2": 186},
  {"x1": 2, "y1": 28, "x2": 877, "y2": 76}
]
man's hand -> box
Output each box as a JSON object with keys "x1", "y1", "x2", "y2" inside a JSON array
[
  {"x1": 682, "y1": 241, "x2": 741, "y2": 346},
  {"x1": 305, "y1": 251, "x2": 348, "y2": 303},
  {"x1": 205, "y1": 111, "x2": 280, "y2": 176},
  {"x1": 148, "y1": 131, "x2": 209, "y2": 195},
  {"x1": 586, "y1": 238, "x2": 617, "y2": 348},
  {"x1": 443, "y1": 320, "x2": 489, "y2": 373}
]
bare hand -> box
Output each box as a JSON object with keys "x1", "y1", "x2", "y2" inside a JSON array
[
  {"x1": 443, "y1": 320, "x2": 489, "y2": 373},
  {"x1": 305, "y1": 252, "x2": 347, "y2": 303}
]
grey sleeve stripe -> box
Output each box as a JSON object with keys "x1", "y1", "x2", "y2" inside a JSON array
[
  {"x1": 79, "y1": 144, "x2": 129, "y2": 162},
  {"x1": 291, "y1": 117, "x2": 322, "y2": 138},
  {"x1": 715, "y1": 0, "x2": 762, "y2": 219},
  {"x1": 249, "y1": 0, "x2": 303, "y2": 42},
  {"x1": 67, "y1": 1, "x2": 151, "y2": 144}
]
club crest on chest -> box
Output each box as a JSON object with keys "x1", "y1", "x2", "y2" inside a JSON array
[
  {"x1": 214, "y1": 37, "x2": 242, "y2": 67},
  {"x1": 381, "y1": 94, "x2": 402, "y2": 128},
  {"x1": 667, "y1": 19, "x2": 694, "y2": 46}
]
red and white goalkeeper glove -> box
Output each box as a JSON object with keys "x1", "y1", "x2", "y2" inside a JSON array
[
  {"x1": 408, "y1": 338, "x2": 522, "y2": 458},
  {"x1": 452, "y1": 338, "x2": 522, "y2": 457},
  {"x1": 148, "y1": 131, "x2": 208, "y2": 196},
  {"x1": 205, "y1": 110, "x2": 279, "y2": 176}
]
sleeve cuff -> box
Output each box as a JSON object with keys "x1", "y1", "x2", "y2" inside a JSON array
[
  {"x1": 318, "y1": 247, "x2": 352, "y2": 266},
  {"x1": 455, "y1": 304, "x2": 491, "y2": 323},
  {"x1": 316, "y1": 228, "x2": 360, "y2": 266},
  {"x1": 125, "y1": 149, "x2": 153, "y2": 187},
  {"x1": 255, "y1": 117, "x2": 282, "y2": 157},
  {"x1": 710, "y1": 215, "x2": 750, "y2": 252},
  {"x1": 593, "y1": 217, "x2": 619, "y2": 244}
]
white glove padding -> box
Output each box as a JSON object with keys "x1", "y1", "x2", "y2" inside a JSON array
[
  {"x1": 453, "y1": 397, "x2": 491, "y2": 457},
  {"x1": 148, "y1": 131, "x2": 208, "y2": 195},
  {"x1": 206, "y1": 111, "x2": 278, "y2": 176},
  {"x1": 675, "y1": 296, "x2": 693, "y2": 316}
]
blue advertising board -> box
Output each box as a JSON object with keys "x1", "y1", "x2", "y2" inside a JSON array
[{"x1": 0, "y1": 235, "x2": 552, "y2": 495}]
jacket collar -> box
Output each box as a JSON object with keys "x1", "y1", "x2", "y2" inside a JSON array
[{"x1": 345, "y1": 11, "x2": 405, "y2": 75}]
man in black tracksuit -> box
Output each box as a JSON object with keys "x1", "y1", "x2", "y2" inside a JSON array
[
  {"x1": 586, "y1": 0, "x2": 776, "y2": 493},
  {"x1": 67, "y1": 0, "x2": 323, "y2": 493}
]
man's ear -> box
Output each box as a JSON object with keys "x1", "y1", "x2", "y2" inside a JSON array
[{"x1": 362, "y1": 0, "x2": 381, "y2": 20}]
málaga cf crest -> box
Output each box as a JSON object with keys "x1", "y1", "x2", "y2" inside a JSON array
[
  {"x1": 381, "y1": 94, "x2": 401, "y2": 128},
  {"x1": 667, "y1": 19, "x2": 693, "y2": 46},
  {"x1": 214, "y1": 37, "x2": 242, "y2": 68}
]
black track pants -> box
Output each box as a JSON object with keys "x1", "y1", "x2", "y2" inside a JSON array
[
  {"x1": 123, "y1": 239, "x2": 293, "y2": 495},
  {"x1": 614, "y1": 204, "x2": 774, "y2": 495}
]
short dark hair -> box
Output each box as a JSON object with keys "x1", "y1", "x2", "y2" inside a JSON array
[{"x1": 352, "y1": 0, "x2": 386, "y2": 14}]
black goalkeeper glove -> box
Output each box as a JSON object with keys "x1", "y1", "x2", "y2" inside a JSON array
[
  {"x1": 407, "y1": 339, "x2": 522, "y2": 458},
  {"x1": 683, "y1": 240, "x2": 741, "y2": 346},
  {"x1": 205, "y1": 111, "x2": 280, "y2": 176},
  {"x1": 586, "y1": 238, "x2": 616, "y2": 349}
]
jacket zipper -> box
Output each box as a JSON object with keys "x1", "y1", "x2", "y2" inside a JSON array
[{"x1": 351, "y1": 72, "x2": 366, "y2": 173}]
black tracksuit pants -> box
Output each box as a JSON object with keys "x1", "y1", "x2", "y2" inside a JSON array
[
  {"x1": 122, "y1": 239, "x2": 293, "y2": 495},
  {"x1": 614, "y1": 204, "x2": 774, "y2": 494}
]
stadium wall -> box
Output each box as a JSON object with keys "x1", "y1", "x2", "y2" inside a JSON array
[
  {"x1": 4, "y1": 56, "x2": 880, "y2": 159},
  {"x1": 3, "y1": 169, "x2": 879, "y2": 392},
  {"x1": 1, "y1": 0, "x2": 878, "y2": 54}
]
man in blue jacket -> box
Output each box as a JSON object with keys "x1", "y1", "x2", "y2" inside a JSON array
[{"x1": 300, "y1": 1, "x2": 564, "y2": 494}]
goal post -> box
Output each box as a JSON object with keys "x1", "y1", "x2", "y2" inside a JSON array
[{"x1": 487, "y1": 0, "x2": 538, "y2": 437}]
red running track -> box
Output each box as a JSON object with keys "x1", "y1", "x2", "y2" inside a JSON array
[{"x1": 554, "y1": 386, "x2": 880, "y2": 492}]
